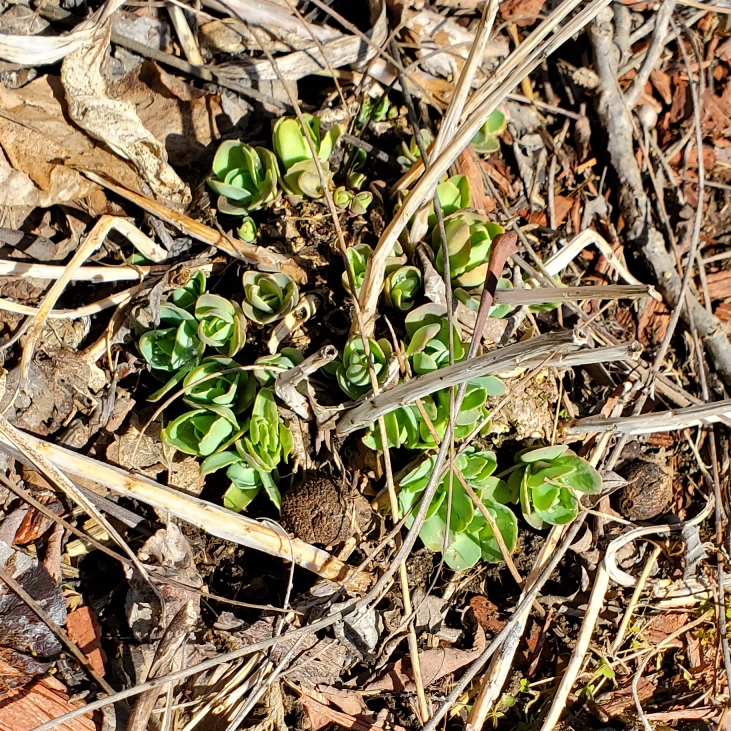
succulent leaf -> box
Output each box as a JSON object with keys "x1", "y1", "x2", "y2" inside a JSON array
[
  {"x1": 242, "y1": 272, "x2": 300, "y2": 325},
  {"x1": 383, "y1": 266, "x2": 422, "y2": 311},
  {"x1": 336, "y1": 337, "x2": 392, "y2": 400},
  {"x1": 194, "y1": 294, "x2": 247, "y2": 356},
  {"x1": 207, "y1": 141, "x2": 278, "y2": 215}
]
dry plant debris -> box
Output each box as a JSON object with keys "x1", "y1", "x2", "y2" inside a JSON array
[{"x1": 0, "y1": 0, "x2": 728, "y2": 730}]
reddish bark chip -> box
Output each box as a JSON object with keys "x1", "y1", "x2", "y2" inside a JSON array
[{"x1": 66, "y1": 606, "x2": 106, "y2": 677}]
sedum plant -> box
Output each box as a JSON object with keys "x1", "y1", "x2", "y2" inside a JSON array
[
  {"x1": 239, "y1": 388, "x2": 293, "y2": 476},
  {"x1": 242, "y1": 271, "x2": 299, "y2": 325},
  {"x1": 342, "y1": 243, "x2": 373, "y2": 296},
  {"x1": 405, "y1": 303, "x2": 465, "y2": 374},
  {"x1": 207, "y1": 140, "x2": 278, "y2": 216},
  {"x1": 428, "y1": 174, "x2": 471, "y2": 229},
  {"x1": 471, "y1": 109, "x2": 507, "y2": 155},
  {"x1": 432, "y1": 211, "x2": 504, "y2": 289},
  {"x1": 236, "y1": 217, "x2": 258, "y2": 243},
  {"x1": 254, "y1": 348, "x2": 303, "y2": 387},
  {"x1": 397, "y1": 129, "x2": 433, "y2": 171},
  {"x1": 201, "y1": 445, "x2": 281, "y2": 513},
  {"x1": 161, "y1": 406, "x2": 238, "y2": 457},
  {"x1": 200, "y1": 389, "x2": 292, "y2": 510},
  {"x1": 182, "y1": 356, "x2": 255, "y2": 414},
  {"x1": 334, "y1": 186, "x2": 373, "y2": 216},
  {"x1": 272, "y1": 114, "x2": 343, "y2": 198},
  {"x1": 398, "y1": 448, "x2": 518, "y2": 570},
  {"x1": 507, "y1": 445, "x2": 602, "y2": 529},
  {"x1": 195, "y1": 294, "x2": 247, "y2": 357},
  {"x1": 336, "y1": 337, "x2": 392, "y2": 400},
  {"x1": 139, "y1": 303, "x2": 204, "y2": 376},
  {"x1": 384, "y1": 266, "x2": 422, "y2": 311}
]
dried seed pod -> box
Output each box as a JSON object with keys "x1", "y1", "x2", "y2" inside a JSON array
[{"x1": 616, "y1": 457, "x2": 673, "y2": 520}]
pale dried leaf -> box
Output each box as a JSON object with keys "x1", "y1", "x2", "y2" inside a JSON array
[
  {"x1": 0, "y1": 0, "x2": 124, "y2": 65},
  {"x1": 0, "y1": 75, "x2": 143, "y2": 207},
  {"x1": 61, "y1": 24, "x2": 190, "y2": 208}
]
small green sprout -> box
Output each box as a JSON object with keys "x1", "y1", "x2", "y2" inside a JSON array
[
  {"x1": 398, "y1": 448, "x2": 518, "y2": 570},
  {"x1": 471, "y1": 109, "x2": 507, "y2": 155},
  {"x1": 383, "y1": 266, "x2": 422, "y2": 311},
  {"x1": 334, "y1": 187, "x2": 373, "y2": 216},
  {"x1": 182, "y1": 356, "x2": 255, "y2": 414},
  {"x1": 239, "y1": 388, "x2": 293, "y2": 477},
  {"x1": 241, "y1": 272, "x2": 299, "y2": 325},
  {"x1": 397, "y1": 129, "x2": 433, "y2": 171},
  {"x1": 336, "y1": 336, "x2": 392, "y2": 400},
  {"x1": 207, "y1": 140, "x2": 278, "y2": 216},
  {"x1": 507, "y1": 445, "x2": 603, "y2": 529},
  {"x1": 254, "y1": 348, "x2": 304, "y2": 387},
  {"x1": 194, "y1": 294, "x2": 247, "y2": 357},
  {"x1": 357, "y1": 94, "x2": 396, "y2": 128},
  {"x1": 138, "y1": 303, "x2": 204, "y2": 373},
  {"x1": 161, "y1": 406, "x2": 238, "y2": 457},
  {"x1": 236, "y1": 217, "x2": 257, "y2": 243},
  {"x1": 272, "y1": 114, "x2": 343, "y2": 198},
  {"x1": 342, "y1": 243, "x2": 373, "y2": 296},
  {"x1": 432, "y1": 211, "x2": 504, "y2": 289}
]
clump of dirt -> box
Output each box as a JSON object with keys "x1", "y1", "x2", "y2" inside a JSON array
[
  {"x1": 616, "y1": 457, "x2": 673, "y2": 520},
  {"x1": 281, "y1": 476, "x2": 372, "y2": 546}
]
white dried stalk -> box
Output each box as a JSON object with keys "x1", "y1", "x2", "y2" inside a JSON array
[
  {"x1": 357, "y1": 0, "x2": 613, "y2": 334},
  {"x1": 0, "y1": 428, "x2": 369, "y2": 591},
  {"x1": 467, "y1": 526, "x2": 564, "y2": 731}
]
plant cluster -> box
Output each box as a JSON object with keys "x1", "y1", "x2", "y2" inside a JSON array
[
  {"x1": 137, "y1": 272, "x2": 301, "y2": 512},
  {"x1": 398, "y1": 445, "x2": 601, "y2": 569},
  {"x1": 207, "y1": 113, "x2": 372, "y2": 244}
]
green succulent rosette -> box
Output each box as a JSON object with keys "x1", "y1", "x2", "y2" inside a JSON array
[
  {"x1": 507, "y1": 445, "x2": 602, "y2": 530},
  {"x1": 383, "y1": 266, "x2": 422, "y2": 312},
  {"x1": 432, "y1": 211, "x2": 504, "y2": 289},
  {"x1": 138, "y1": 303, "x2": 205, "y2": 374},
  {"x1": 182, "y1": 356, "x2": 256, "y2": 414},
  {"x1": 194, "y1": 294, "x2": 247, "y2": 357},
  {"x1": 241, "y1": 272, "x2": 299, "y2": 325},
  {"x1": 272, "y1": 114, "x2": 343, "y2": 198},
  {"x1": 336, "y1": 337, "x2": 392, "y2": 400},
  {"x1": 398, "y1": 447, "x2": 517, "y2": 570},
  {"x1": 207, "y1": 140, "x2": 278, "y2": 216},
  {"x1": 161, "y1": 405, "x2": 239, "y2": 457}
]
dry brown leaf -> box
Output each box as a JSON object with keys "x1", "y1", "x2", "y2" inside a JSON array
[
  {"x1": 66, "y1": 607, "x2": 106, "y2": 677},
  {"x1": 61, "y1": 23, "x2": 189, "y2": 208},
  {"x1": 365, "y1": 627, "x2": 485, "y2": 692},
  {"x1": 650, "y1": 68, "x2": 672, "y2": 105},
  {"x1": 0, "y1": 674, "x2": 97, "y2": 731},
  {"x1": 591, "y1": 675, "x2": 656, "y2": 721},
  {"x1": 0, "y1": 75, "x2": 143, "y2": 207},
  {"x1": 499, "y1": 0, "x2": 546, "y2": 25},
  {"x1": 111, "y1": 62, "x2": 224, "y2": 167}
]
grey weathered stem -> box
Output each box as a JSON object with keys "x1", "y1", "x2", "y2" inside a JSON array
[
  {"x1": 492, "y1": 283, "x2": 654, "y2": 307},
  {"x1": 336, "y1": 331, "x2": 642, "y2": 435},
  {"x1": 567, "y1": 398, "x2": 731, "y2": 435}
]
